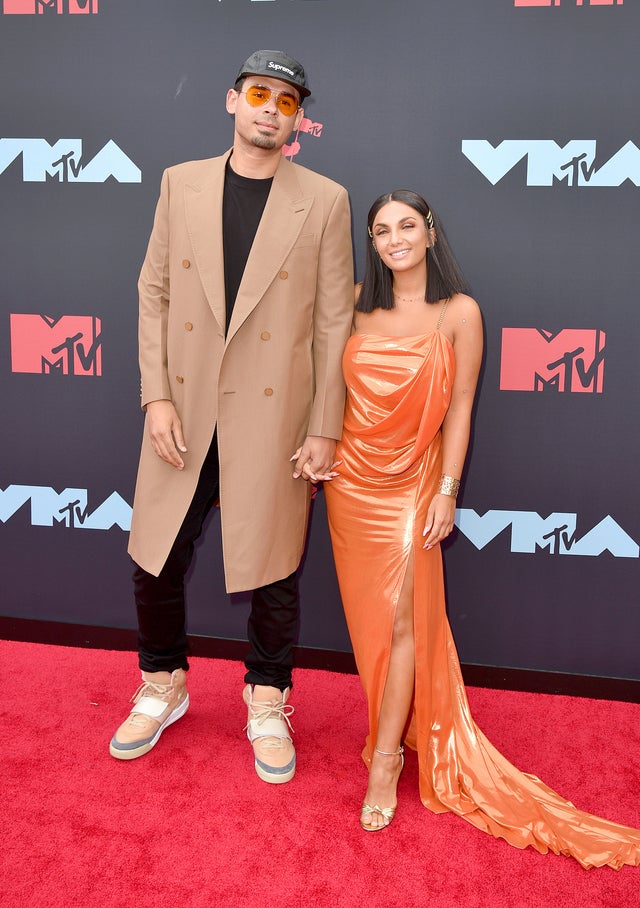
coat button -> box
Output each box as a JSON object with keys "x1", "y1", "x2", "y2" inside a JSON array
[
  {"x1": 264, "y1": 387, "x2": 274, "y2": 396},
  {"x1": 278, "y1": 270, "x2": 288, "y2": 280},
  {"x1": 260, "y1": 331, "x2": 271, "y2": 341},
  {"x1": 176, "y1": 375, "x2": 184, "y2": 384},
  {"x1": 182, "y1": 259, "x2": 191, "y2": 269},
  {"x1": 185, "y1": 322, "x2": 193, "y2": 331}
]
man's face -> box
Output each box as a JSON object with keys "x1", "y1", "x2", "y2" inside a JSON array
[{"x1": 226, "y1": 75, "x2": 304, "y2": 151}]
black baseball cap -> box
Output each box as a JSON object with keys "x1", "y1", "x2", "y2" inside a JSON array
[{"x1": 235, "y1": 49, "x2": 311, "y2": 99}]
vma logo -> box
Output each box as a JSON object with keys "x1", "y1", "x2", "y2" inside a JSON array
[
  {"x1": 2, "y1": 0, "x2": 97, "y2": 12},
  {"x1": 0, "y1": 139, "x2": 141, "y2": 183},
  {"x1": 500, "y1": 328, "x2": 605, "y2": 393},
  {"x1": 11, "y1": 314, "x2": 102, "y2": 376},
  {"x1": 283, "y1": 117, "x2": 323, "y2": 161},
  {"x1": 0, "y1": 486, "x2": 131, "y2": 531},
  {"x1": 456, "y1": 510, "x2": 638, "y2": 558},
  {"x1": 462, "y1": 140, "x2": 640, "y2": 187},
  {"x1": 515, "y1": 1, "x2": 622, "y2": 6}
]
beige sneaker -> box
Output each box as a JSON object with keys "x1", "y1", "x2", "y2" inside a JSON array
[
  {"x1": 243, "y1": 684, "x2": 296, "y2": 784},
  {"x1": 109, "y1": 669, "x2": 189, "y2": 760}
]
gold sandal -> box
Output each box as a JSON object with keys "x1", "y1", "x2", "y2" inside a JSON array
[{"x1": 359, "y1": 745, "x2": 404, "y2": 832}]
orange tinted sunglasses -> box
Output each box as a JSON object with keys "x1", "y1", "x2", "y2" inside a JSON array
[{"x1": 239, "y1": 84, "x2": 300, "y2": 117}]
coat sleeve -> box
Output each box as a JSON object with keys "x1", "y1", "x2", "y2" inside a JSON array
[
  {"x1": 307, "y1": 186, "x2": 354, "y2": 439},
  {"x1": 137, "y1": 168, "x2": 172, "y2": 410}
]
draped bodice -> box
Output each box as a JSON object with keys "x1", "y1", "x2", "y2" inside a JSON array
[{"x1": 338, "y1": 330, "x2": 455, "y2": 478}]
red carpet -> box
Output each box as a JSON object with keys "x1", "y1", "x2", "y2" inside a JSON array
[{"x1": 2, "y1": 639, "x2": 638, "y2": 907}]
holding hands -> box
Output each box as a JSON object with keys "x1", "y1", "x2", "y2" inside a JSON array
[{"x1": 291, "y1": 436, "x2": 341, "y2": 482}]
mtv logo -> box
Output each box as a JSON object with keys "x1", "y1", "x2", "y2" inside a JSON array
[
  {"x1": 0, "y1": 485, "x2": 131, "y2": 530},
  {"x1": 3, "y1": 0, "x2": 98, "y2": 13},
  {"x1": 298, "y1": 118, "x2": 323, "y2": 138},
  {"x1": 456, "y1": 509, "x2": 638, "y2": 558},
  {"x1": 10, "y1": 314, "x2": 102, "y2": 376},
  {"x1": 282, "y1": 118, "x2": 324, "y2": 160},
  {"x1": 0, "y1": 139, "x2": 141, "y2": 183},
  {"x1": 461, "y1": 140, "x2": 640, "y2": 187},
  {"x1": 500, "y1": 328, "x2": 605, "y2": 393}
]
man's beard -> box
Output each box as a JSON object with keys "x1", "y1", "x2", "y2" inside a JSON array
[{"x1": 251, "y1": 134, "x2": 277, "y2": 150}]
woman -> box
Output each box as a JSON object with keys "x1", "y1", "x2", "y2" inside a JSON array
[{"x1": 322, "y1": 190, "x2": 640, "y2": 868}]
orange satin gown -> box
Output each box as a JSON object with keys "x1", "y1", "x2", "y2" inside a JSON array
[{"x1": 325, "y1": 329, "x2": 640, "y2": 869}]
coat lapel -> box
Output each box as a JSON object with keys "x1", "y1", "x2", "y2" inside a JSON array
[
  {"x1": 184, "y1": 152, "x2": 229, "y2": 332},
  {"x1": 226, "y1": 156, "x2": 313, "y2": 344}
]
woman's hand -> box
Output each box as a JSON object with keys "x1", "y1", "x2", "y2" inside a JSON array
[
  {"x1": 422, "y1": 493, "x2": 457, "y2": 549},
  {"x1": 290, "y1": 438, "x2": 341, "y2": 482}
]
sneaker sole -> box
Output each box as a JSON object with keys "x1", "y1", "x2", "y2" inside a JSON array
[
  {"x1": 254, "y1": 759, "x2": 296, "y2": 785},
  {"x1": 109, "y1": 693, "x2": 190, "y2": 761}
]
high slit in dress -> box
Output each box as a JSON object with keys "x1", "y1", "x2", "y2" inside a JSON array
[{"x1": 324, "y1": 327, "x2": 640, "y2": 870}]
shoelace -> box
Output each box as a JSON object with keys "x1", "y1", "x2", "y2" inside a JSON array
[
  {"x1": 245, "y1": 699, "x2": 295, "y2": 734},
  {"x1": 130, "y1": 679, "x2": 174, "y2": 705}
]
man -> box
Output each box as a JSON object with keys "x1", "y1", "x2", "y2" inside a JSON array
[{"x1": 110, "y1": 50, "x2": 354, "y2": 783}]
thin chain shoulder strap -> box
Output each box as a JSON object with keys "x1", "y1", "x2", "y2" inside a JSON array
[{"x1": 436, "y1": 296, "x2": 450, "y2": 329}]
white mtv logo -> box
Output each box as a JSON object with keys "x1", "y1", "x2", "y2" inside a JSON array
[
  {"x1": 455, "y1": 509, "x2": 639, "y2": 558},
  {"x1": 462, "y1": 140, "x2": 640, "y2": 187},
  {"x1": 0, "y1": 485, "x2": 132, "y2": 530},
  {"x1": 0, "y1": 139, "x2": 141, "y2": 182}
]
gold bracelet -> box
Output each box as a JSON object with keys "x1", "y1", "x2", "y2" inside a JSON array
[{"x1": 438, "y1": 475, "x2": 461, "y2": 498}]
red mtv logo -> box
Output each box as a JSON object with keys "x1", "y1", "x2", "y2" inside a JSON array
[
  {"x1": 283, "y1": 117, "x2": 324, "y2": 160},
  {"x1": 3, "y1": 0, "x2": 98, "y2": 13},
  {"x1": 10, "y1": 314, "x2": 102, "y2": 376},
  {"x1": 500, "y1": 328, "x2": 605, "y2": 393}
]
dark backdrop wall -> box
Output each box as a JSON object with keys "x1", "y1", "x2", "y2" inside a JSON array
[{"x1": 1, "y1": 0, "x2": 638, "y2": 681}]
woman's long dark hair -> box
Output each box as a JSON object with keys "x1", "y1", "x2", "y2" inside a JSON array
[{"x1": 356, "y1": 190, "x2": 470, "y2": 313}]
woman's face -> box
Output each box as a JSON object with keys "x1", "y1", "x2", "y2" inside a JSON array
[{"x1": 370, "y1": 201, "x2": 432, "y2": 275}]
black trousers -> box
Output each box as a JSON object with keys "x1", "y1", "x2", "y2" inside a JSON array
[{"x1": 133, "y1": 433, "x2": 299, "y2": 691}]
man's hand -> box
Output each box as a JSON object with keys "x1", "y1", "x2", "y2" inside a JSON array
[
  {"x1": 146, "y1": 400, "x2": 187, "y2": 470},
  {"x1": 291, "y1": 436, "x2": 340, "y2": 481}
]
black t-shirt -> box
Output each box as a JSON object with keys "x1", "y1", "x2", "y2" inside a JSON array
[{"x1": 222, "y1": 158, "x2": 273, "y2": 336}]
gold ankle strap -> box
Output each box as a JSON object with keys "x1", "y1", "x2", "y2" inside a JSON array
[{"x1": 374, "y1": 745, "x2": 404, "y2": 756}]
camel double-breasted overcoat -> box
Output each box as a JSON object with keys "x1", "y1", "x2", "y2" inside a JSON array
[{"x1": 127, "y1": 151, "x2": 354, "y2": 592}]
